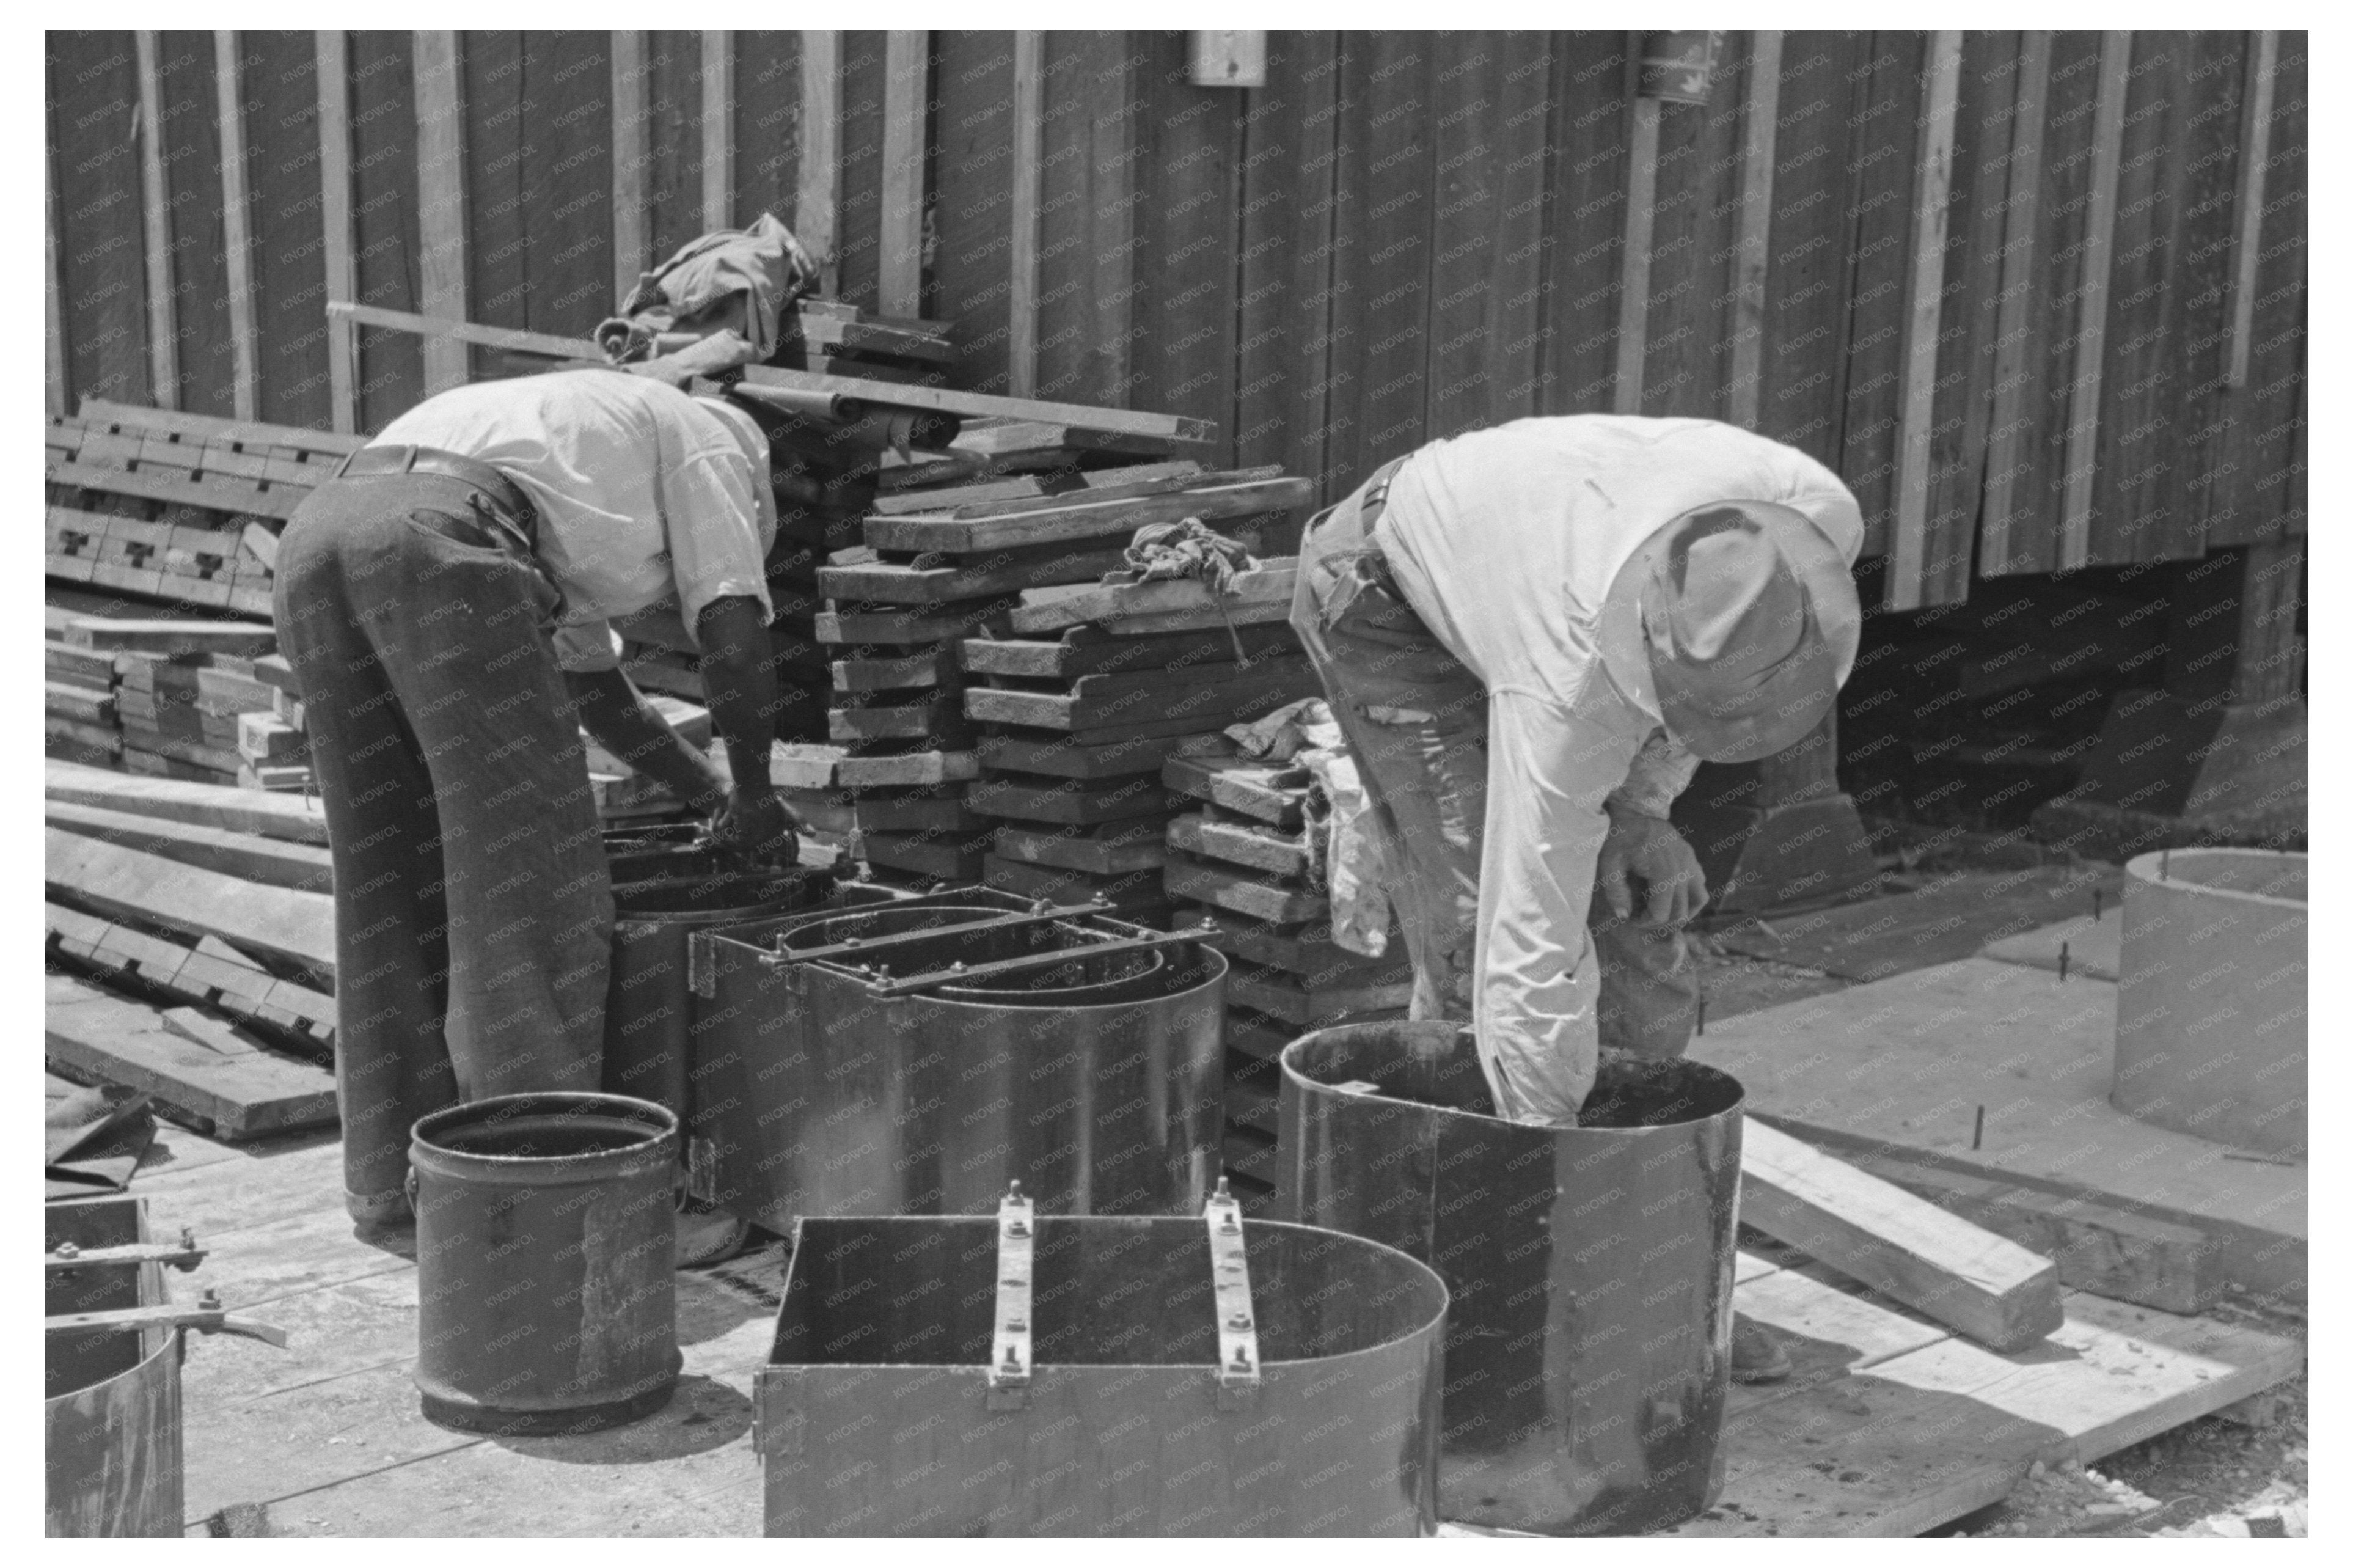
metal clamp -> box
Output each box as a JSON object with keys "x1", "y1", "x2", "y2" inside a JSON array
[
  {"x1": 45, "y1": 1228, "x2": 207, "y2": 1273},
  {"x1": 1205, "y1": 1178, "x2": 1261, "y2": 1409},
  {"x1": 986, "y1": 1180, "x2": 1036, "y2": 1410},
  {"x1": 46, "y1": 1288, "x2": 287, "y2": 1349}
]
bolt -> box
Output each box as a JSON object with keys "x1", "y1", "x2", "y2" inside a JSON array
[
  {"x1": 1006, "y1": 1317, "x2": 1026, "y2": 1332},
  {"x1": 1006, "y1": 1219, "x2": 1029, "y2": 1238},
  {"x1": 950, "y1": 961, "x2": 966, "y2": 973},
  {"x1": 1226, "y1": 1313, "x2": 1251, "y2": 1331},
  {"x1": 1213, "y1": 1176, "x2": 1232, "y2": 1203},
  {"x1": 54, "y1": 1242, "x2": 79, "y2": 1260},
  {"x1": 180, "y1": 1227, "x2": 195, "y2": 1250},
  {"x1": 1001, "y1": 1344, "x2": 1022, "y2": 1372},
  {"x1": 199, "y1": 1288, "x2": 221, "y2": 1312},
  {"x1": 1000, "y1": 1277, "x2": 1027, "y2": 1289},
  {"x1": 1229, "y1": 1346, "x2": 1252, "y2": 1372}
]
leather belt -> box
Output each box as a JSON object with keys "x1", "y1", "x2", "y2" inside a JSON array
[{"x1": 334, "y1": 444, "x2": 539, "y2": 550}]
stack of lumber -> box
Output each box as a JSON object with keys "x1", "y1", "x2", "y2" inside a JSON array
[
  {"x1": 45, "y1": 761, "x2": 342, "y2": 1140},
  {"x1": 934, "y1": 548, "x2": 1319, "y2": 937},
  {"x1": 46, "y1": 400, "x2": 362, "y2": 617},
  {"x1": 45, "y1": 614, "x2": 286, "y2": 790},
  {"x1": 1158, "y1": 749, "x2": 1414, "y2": 1207}
]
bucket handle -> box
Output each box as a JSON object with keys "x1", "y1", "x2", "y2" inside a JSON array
[
  {"x1": 1206, "y1": 1178, "x2": 1262, "y2": 1409},
  {"x1": 985, "y1": 1181, "x2": 1035, "y2": 1411}
]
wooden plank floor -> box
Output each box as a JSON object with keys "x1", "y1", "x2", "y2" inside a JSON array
[{"x1": 124, "y1": 1117, "x2": 2297, "y2": 1539}]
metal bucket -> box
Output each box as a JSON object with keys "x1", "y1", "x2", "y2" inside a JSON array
[
  {"x1": 691, "y1": 888, "x2": 1227, "y2": 1228},
  {"x1": 409, "y1": 1092, "x2": 682, "y2": 1435},
  {"x1": 604, "y1": 866, "x2": 833, "y2": 1127},
  {"x1": 1279, "y1": 1022, "x2": 1745, "y2": 1536},
  {"x1": 755, "y1": 1185, "x2": 1449, "y2": 1536},
  {"x1": 45, "y1": 1195, "x2": 179, "y2": 1537}
]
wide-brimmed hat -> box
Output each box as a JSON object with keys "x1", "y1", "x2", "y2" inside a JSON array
[
  {"x1": 1597, "y1": 500, "x2": 1861, "y2": 763},
  {"x1": 691, "y1": 395, "x2": 777, "y2": 547}
]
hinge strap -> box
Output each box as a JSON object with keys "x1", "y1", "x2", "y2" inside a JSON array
[
  {"x1": 1206, "y1": 1178, "x2": 1261, "y2": 1408},
  {"x1": 986, "y1": 1181, "x2": 1035, "y2": 1410}
]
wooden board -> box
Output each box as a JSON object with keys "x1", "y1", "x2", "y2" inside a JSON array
[
  {"x1": 964, "y1": 775, "x2": 1174, "y2": 827},
  {"x1": 1006, "y1": 565, "x2": 1296, "y2": 636},
  {"x1": 990, "y1": 822, "x2": 1168, "y2": 877},
  {"x1": 866, "y1": 475, "x2": 1308, "y2": 552},
  {"x1": 1165, "y1": 811, "x2": 1310, "y2": 880},
  {"x1": 1174, "y1": 904, "x2": 1407, "y2": 982},
  {"x1": 735, "y1": 362, "x2": 1213, "y2": 445},
  {"x1": 45, "y1": 827, "x2": 335, "y2": 980},
  {"x1": 1158, "y1": 754, "x2": 1309, "y2": 829},
  {"x1": 47, "y1": 800, "x2": 332, "y2": 895},
  {"x1": 60, "y1": 617, "x2": 274, "y2": 657},
  {"x1": 975, "y1": 729, "x2": 1227, "y2": 782},
  {"x1": 1163, "y1": 850, "x2": 1326, "y2": 925},
  {"x1": 45, "y1": 974, "x2": 337, "y2": 1141},
  {"x1": 964, "y1": 659, "x2": 1316, "y2": 732},
  {"x1": 1741, "y1": 1120, "x2": 2065, "y2": 1352},
  {"x1": 961, "y1": 623, "x2": 1298, "y2": 681},
  {"x1": 1228, "y1": 965, "x2": 1414, "y2": 1028}
]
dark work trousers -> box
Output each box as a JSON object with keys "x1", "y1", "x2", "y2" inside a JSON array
[
  {"x1": 1287, "y1": 467, "x2": 1701, "y2": 1066},
  {"x1": 274, "y1": 471, "x2": 613, "y2": 1223}
]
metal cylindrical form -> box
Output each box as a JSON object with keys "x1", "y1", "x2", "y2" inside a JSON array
[
  {"x1": 409, "y1": 1092, "x2": 682, "y2": 1435},
  {"x1": 758, "y1": 1206, "x2": 1449, "y2": 1535},
  {"x1": 2113, "y1": 848, "x2": 2307, "y2": 1157},
  {"x1": 691, "y1": 889, "x2": 1227, "y2": 1228},
  {"x1": 1279, "y1": 1022, "x2": 1744, "y2": 1536},
  {"x1": 604, "y1": 866, "x2": 833, "y2": 1128},
  {"x1": 45, "y1": 1195, "x2": 180, "y2": 1537}
]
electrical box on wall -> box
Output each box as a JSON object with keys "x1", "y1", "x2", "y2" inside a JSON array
[{"x1": 1189, "y1": 31, "x2": 1267, "y2": 88}]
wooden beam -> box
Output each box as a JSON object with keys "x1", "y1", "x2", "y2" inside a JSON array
[
  {"x1": 1612, "y1": 96, "x2": 1661, "y2": 415},
  {"x1": 1741, "y1": 1119, "x2": 2065, "y2": 1354},
  {"x1": 47, "y1": 760, "x2": 330, "y2": 846},
  {"x1": 46, "y1": 973, "x2": 338, "y2": 1141},
  {"x1": 797, "y1": 31, "x2": 843, "y2": 295},
  {"x1": 2226, "y1": 31, "x2": 2280, "y2": 389},
  {"x1": 1725, "y1": 31, "x2": 1782, "y2": 430},
  {"x1": 612, "y1": 31, "x2": 651, "y2": 302},
  {"x1": 1007, "y1": 31, "x2": 1045, "y2": 398},
  {"x1": 44, "y1": 105, "x2": 65, "y2": 416},
  {"x1": 46, "y1": 827, "x2": 337, "y2": 981},
  {"x1": 133, "y1": 31, "x2": 178, "y2": 409},
  {"x1": 1883, "y1": 31, "x2": 1963, "y2": 612},
  {"x1": 47, "y1": 800, "x2": 332, "y2": 895},
  {"x1": 326, "y1": 302, "x2": 598, "y2": 362},
  {"x1": 878, "y1": 30, "x2": 929, "y2": 317},
  {"x1": 700, "y1": 30, "x2": 734, "y2": 232},
  {"x1": 2057, "y1": 32, "x2": 2132, "y2": 571},
  {"x1": 411, "y1": 30, "x2": 469, "y2": 396},
  {"x1": 213, "y1": 32, "x2": 260, "y2": 422},
  {"x1": 314, "y1": 31, "x2": 358, "y2": 435},
  {"x1": 1977, "y1": 31, "x2": 2052, "y2": 575}
]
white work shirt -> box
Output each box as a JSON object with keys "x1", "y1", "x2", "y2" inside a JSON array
[
  {"x1": 372, "y1": 371, "x2": 774, "y2": 672},
  {"x1": 1372, "y1": 416, "x2": 1863, "y2": 1118}
]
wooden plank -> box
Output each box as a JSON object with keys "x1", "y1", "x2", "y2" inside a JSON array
[
  {"x1": 1881, "y1": 32, "x2": 1962, "y2": 611},
  {"x1": 48, "y1": 760, "x2": 329, "y2": 845},
  {"x1": 1611, "y1": 95, "x2": 1660, "y2": 415},
  {"x1": 1006, "y1": 31, "x2": 1044, "y2": 397},
  {"x1": 46, "y1": 828, "x2": 335, "y2": 980},
  {"x1": 1229, "y1": 967, "x2": 1413, "y2": 1028},
  {"x1": 869, "y1": 460, "x2": 1206, "y2": 516},
  {"x1": 46, "y1": 978, "x2": 338, "y2": 1142},
  {"x1": 45, "y1": 681, "x2": 115, "y2": 725},
  {"x1": 62, "y1": 618, "x2": 273, "y2": 656},
  {"x1": 797, "y1": 31, "x2": 841, "y2": 294},
  {"x1": 1005, "y1": 564, "x2": 1295, "y2": 636},
  {"x1": 1163, "y1": 849, "x2": 1325, "y2": 924},
  {"x1": 976, "y1": 729, "x2": 1225, "y2": 782},
  {"x1": 866, "y1": 475, "x2": 1307, "y2": 552},
  {"x1": 877, "y1": 31, "x2": 928, "y2": 318},
  {"x1": 737, "y1": 364, "x2": 1213, "y2": 446},
  {"x1": 71, "y1": 398, "x2": 364, "y2": 458},
  {"x1": 1165, "y1": 811, "x2": 1309, "y2": 879},
  {"x1": 134, "y1": 32, "x2": 179, "y2": 409},
  {"x1": 47, "y1": 458, "x2": 305, "y2": 521},
  {"x1": 1725, "y1": 31, "x2": 1782, "y2": 430},
  {"x1": 213, "y1": 32, "x2": 259, "y2": 422},
  {"x1": 411, "y1": 30, "x2": 469, "y2": 396},
  {"x1": 1158, "y1": 753, "x2": 1308, "y2": 827},
  {"x1": 2225, "y1": 32, "x2": 2279, "y2": 388},
  {"x1": 1741, "y1": 1120, "x2": 2065, "y2": 1352},
  {"x1": 325, "y1": 301, "x2": 598, "y2": 364},
  {"x1": 700, "y1": 30, "x2": 733, "y2": 232},
  {"x1": 1977, "y1": 31, "x2": 2052, "y2": 576},
  {"x1": 2055, "y1": 32, "x2": 2132, "y2": 570},
  {"x1": 965, "y1": 775, "x2": 1174, "y2": 827},
  {"x1": 44, "y1": 109, "x2": 65, "y2": 416},
  {"x1": 960, "y1": 623, "x2": 1298, "y2": 680},
  {"x1": 989, "y1": 823, "x2": 1166, "y2": 877},
  {"x1": 610, "y1": 30, "x2": 651, "y2": 303},
  {"x1": 965, "y1": 659, "x2": 1312, "y2": 733}
]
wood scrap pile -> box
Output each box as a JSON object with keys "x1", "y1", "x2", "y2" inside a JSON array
[
  {"x1": 45, "y1": 612, "x2": 295, "y2": 792},
  {"x1": 1159, "y1": 752, "x2": 1414, "y2": 1209}
]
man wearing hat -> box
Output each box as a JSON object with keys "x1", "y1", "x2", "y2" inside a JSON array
[
  {"x1": 274, "y1": 369, "x2": 799, "y2": 1259},
  {"x1": 1290, "y1": 414, "x2": 1864, "y2": 1382}
]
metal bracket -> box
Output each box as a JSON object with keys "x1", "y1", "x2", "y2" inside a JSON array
[
  {"x1": 46, "y1": 1289, "x2": 287, "y2": 1349},
  {"x1": 1205, "y1": 1177, "x2": 1261, "y2": 1409},
  {"x1": 986, "y1": 1180, "x2": 1036, "y2": 1410},
  {"x1": 688, "y1": 931, "x2": 719, "y2": 1000},
  {"x1": 863, "y1": 921, "x2": 1213, "y2": 999},
  {"x1": 45, "y1": 1228, "x2": 206, "y2": 1273},
  {"x1": 757, "y1": 904, "x2": 1108, "y2": 972}
]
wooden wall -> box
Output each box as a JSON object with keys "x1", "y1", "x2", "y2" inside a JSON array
[{"x1": 46, "y1": 29, "x2": 2306, "y2": 609}]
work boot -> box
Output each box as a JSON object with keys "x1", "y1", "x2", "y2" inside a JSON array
[
  {"x1": 676, "y1": 1200, "x2": 752, "y2": 1269},
  {"x1": 1730, "y1": 1313, "x2": 1790, "y2": 1383}
]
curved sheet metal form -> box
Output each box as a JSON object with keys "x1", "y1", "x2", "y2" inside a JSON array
[
  {"x1": 691, "y1": 889, "x2": 1227, "y2": 1228},
  {"x1": 409, "y1": 1093, "x2": 682, "y2": 1435},
  {"x1": 45, "y1": 1195, "x2": 180, "y2": 1537},
  {"x1": 756, "y1": 1207, "x2": 1449, "y2": 1536},
  {"x1": 1279, "y1": 1021, "x2": 1744, "y2": 1536}
]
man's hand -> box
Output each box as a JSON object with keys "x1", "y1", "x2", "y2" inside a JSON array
[
  {"x1": 1597, "y1": 809, "x2": 1708, "y2": 926},
  {"x1": 711, "y1": 786, "x2": 801, "y2": 864}
]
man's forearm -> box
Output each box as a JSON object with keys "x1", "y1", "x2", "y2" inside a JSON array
[
  {"x1": 566, "y1": 669, "x2": 727, "y2": 811},
  {"x1": 696, "y1": 595, "x2": 780, "y2": 792},
  {"x1": 1606, "y1": 727, "x2": 1702, "y2": 819}
]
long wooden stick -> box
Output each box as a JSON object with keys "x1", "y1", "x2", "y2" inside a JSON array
[
  {"x1": 1884, "y1": 31, "x2": 1963, "y2": 612},
  {"x1": 214, "y1": 31, "x2": 259, "y2": 422},
  {"x1": 1978, "y1": 31, "x2": 2052, "y2": 576},
  {"x1": 315, "y1": 31, "x2": 359, "y2": 434},
  {"x1": 798, "y1": 31, "x2": 843, "y2": 295},
  {"x1": 411, "y1": 31, "x2": 469, "y2": 396},
  {"x1": 2226, "y1": 31, "x2": 2279, "y2": 390},
  {"x1": 1726, "y1": 31, "x2": 1782, "y2": 431},
  {"x1": 2057, "y1": 31, "x2": 2132, "y2": 570},
  {"x1": 1612, "y1": 96, "x2": 1660, "y2": 416},
  {"x1": 701, "y1": 30, "x2": 734, "y2": 233},
  {"x1": 611, "y1": 31, "x2": 650, "y2": 302},
  {"x1": 879, "y1": 31, "x2": 929, "y2": 317},
  {"x1": 134, "y1": 31, "x2": 178, "y2": 409},
  {"x1": 1007, "y1": 31, "x2": 1045, "y2": 398},
  {"x1": 44, "y1": 112, "x2": 65, "y2": 416}
]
